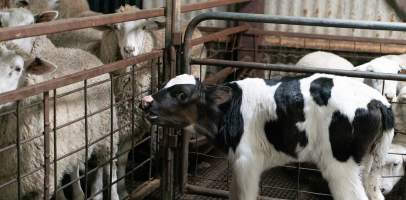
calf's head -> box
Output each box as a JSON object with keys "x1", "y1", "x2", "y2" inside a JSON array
[{"x1": 140, "y1": 74, "x2": 232, "y2": 128}]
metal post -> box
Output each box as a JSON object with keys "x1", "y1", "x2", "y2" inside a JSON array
[
  {"x1": 16, "y1": 101, "x2": 21, "y2": 200},
  {"x1": 237, "y1": 0, "x2": 264, "y2": 78},
  {"x1": 43, "y1": 91, "x2": 51, "y2": 200},
  {"x1": 161, "y1": 0, "x2": 181, "y2": 199}
]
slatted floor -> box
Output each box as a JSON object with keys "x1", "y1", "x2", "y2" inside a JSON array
[{"x1": 144, "y1": 149, "x2": 405, "y2": 200}]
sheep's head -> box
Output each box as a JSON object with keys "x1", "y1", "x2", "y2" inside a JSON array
[
  {"x1": 0, "y1": 45, "x2": 56, "y2": 95},
  {"x1": 0, "y1": 8, "x2": 58, "y2": 54},
  {"x1": 99, "y1": 5, "x2": 163, "y2": 59},
  {"x1": 355, "y1": 57, "x2": 406, "y2": 101},
  {"x1": 380, "y1": 144, "x2": 406, "y2": 194},
  {"x1": 0, "y1": 44, "x2": 56, "y2": 114}
]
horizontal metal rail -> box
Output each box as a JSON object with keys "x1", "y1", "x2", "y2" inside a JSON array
[
  {"x1": 191, "y1": 58, "x2": 406, "y2": 81},
  {"x1": 183, "y1": 11, "x2": 406, "y2": 72},
  {"x1": 0, "y1": 0, "x2": 250, "y2": 42},
  {"x1": 190, "y1": 24, "x2": 249, "y2": 46},
  {"x1": 0, "y1": 50, "x2": 162, "y2": 104}
]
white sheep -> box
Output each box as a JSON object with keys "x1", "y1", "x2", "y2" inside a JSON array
[
  {"x1": 296, "y1": 51, "x2": 405, "y2": 100},
  {"x1": 47, "y1": 0, "x2": 103, "y2": 56},
  {"x1": 380, "y1": 144, "x2": 406, "y2": 195},
  {"x1": 0, "y1": 43, "x2": 118, "y2": 200},
  {"x1": 6, "y1": 0, "x2": 92, "y2": 18},
  {"x1": 0, "y1": 8, "x2": 119, "y2": 200},
  {"x1": 7, "y1": 0, "x2": 104, "y2": 56},
  {"x1": 97, "y1": 4, "x2": 207, "y2": 198},
  {"x1": 354, "y1": 56, "x2": 406, "y2": 100},
  {"x1": 296, "y1": 51, "x2": 355, "y2": 70}
]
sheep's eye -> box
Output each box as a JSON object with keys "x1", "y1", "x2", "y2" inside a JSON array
[{"x1": 393, "y1": 163, "x2": 399, "y2": 167}]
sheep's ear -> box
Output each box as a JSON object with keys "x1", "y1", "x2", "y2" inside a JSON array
[
  {"x1": 143, "y1": 19, "x2": 165, "y2": 30},
  {"x1": 25, "y1": 57, "x2": 57, "y2": 75},
  {"x1": 35, "y1": 11, "x2": 59, "y2": 23},
  {"x1": 205, "y1": 85, "x2": 233, "y2": 105},
  {"x1": 15, "y1": 0, "x2": 30, "y2": 7}
]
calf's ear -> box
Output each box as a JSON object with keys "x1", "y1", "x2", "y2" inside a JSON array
[{"x1": 206, "y1": 85, "x2": 233, "y2": 105}]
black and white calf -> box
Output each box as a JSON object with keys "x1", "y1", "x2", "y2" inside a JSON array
[{"x1": 140, "y1": 74, "x2": 395, "y2": 200}]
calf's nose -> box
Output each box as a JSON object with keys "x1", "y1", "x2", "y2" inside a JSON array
[{"x1": 140, "y1": 95, "x2": 154, "y2": 110}]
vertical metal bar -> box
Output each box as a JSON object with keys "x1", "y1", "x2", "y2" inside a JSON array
[
  {"x1": 16, "y1": 101, "x2": 21, "y2": 200},
  {"x1": 162, "y1": 0, "x2": 181, "y2": 199},
  {"x1": 53, "y1": 89, "x2": 58, "y2": 200},
  {"x1": 84, "y1": 80, "x2": 89, "y2": 199},
  {"x1": 43, "y1": 91, "x2": 51, "y2": 200},
  {"x1": 109, "y1": 74, "x2": 115, "y2": 199},
  {"x1": 237, "y1": 0, "x2": 264, "y2": 78},
  {"x1": 296, "y1": 162, "x2": 301, "y2": 200}
]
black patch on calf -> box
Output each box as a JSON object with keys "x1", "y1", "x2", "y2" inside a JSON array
[
  {"x1": 329, "y1": 99, "x2": 394, "y2": 163},
  {"x1": 215, "y1": 83, "x2": 244, "y2": 151},
  {"x1": 310, "y1": 77, "x2": 334, "y2": 106},
  {"x1": 264, "y1": 79, "x2": 308, "y2": 158}
]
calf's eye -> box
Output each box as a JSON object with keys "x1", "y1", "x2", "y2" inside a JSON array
[{"x1": 177, "y1": 92, "x2": 187, "y2": 101}]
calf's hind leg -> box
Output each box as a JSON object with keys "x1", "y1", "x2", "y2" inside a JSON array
[{"x1": 321, "y1": 161, "x2": 368, "y2": 200}]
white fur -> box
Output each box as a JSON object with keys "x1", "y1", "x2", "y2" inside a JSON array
[
  {"x1": 296, "y1": 51, "x2": 354, "y2": 70},
  {"x1": 379, "y1": 144, "x2": 406, "y2": 194},
  {"x1": 164, "y1": 74, "x2": 196, "y2": 88},
  {"x1": 0, "y1": 8, "x2": 35, "y2": 53},
  {"x1": 0, "y1": 8, "x2": 119, "y2": 200},
  {"x1": 355, "y1": 56, "x2": 403, "y2": 100},
  {"x1": 295, "y1": 51, "x2": 404, "y2": 100},
  {"x1": 194, "y1": 74, "x2": 393, "y2": 200},
  {"x1": 0, "y1": 45, "x2": 24, "y2": 95}
]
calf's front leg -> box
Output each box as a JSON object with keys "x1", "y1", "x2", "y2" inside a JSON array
[{"x1": 230, "y1": 156, "x2": 263, "y2": 200}]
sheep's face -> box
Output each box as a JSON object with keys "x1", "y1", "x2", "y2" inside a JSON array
[
  {"x1": 111, "y1": 18, "x2": 160, "y2": 59},
  {"x1": 112, "y1": 19, "x2": 149, "y2": 58},
  {"x1": 0, "y1": 46, "x2": 25, "y2": 94},
  {"x1": 356, "y1": 57, "x2": 403, "y2": 100},
  {"x1": 0, "y1": 8, "x2": 58, "y2": 54},
  {"x1": 379, "y1": 144, "x2": 406, "y2": 194},
  {"x1": 0, "y1": 45, "x2": 56, "y2": 107}
]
